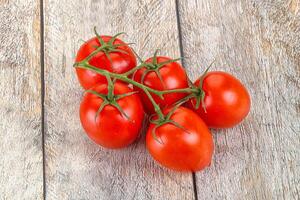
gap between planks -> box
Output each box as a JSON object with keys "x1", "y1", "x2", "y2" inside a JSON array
[
  {"x1": 40, "y1": 0, "x2": 46, "y2": 199},
  {"x1": 175, "y1": 0, "x2": 199, "y2": 199}
]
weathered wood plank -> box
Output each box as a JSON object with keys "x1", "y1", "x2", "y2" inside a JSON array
[
  {"x1": 0, "y1": 0, "x2": 43, "y2": 199},
  {"x1": 44, "y1": 0, "x2": 194, "y2": 199},
  {"x1": 177, "y1": 0, "x2": 300, "y2": 199}
]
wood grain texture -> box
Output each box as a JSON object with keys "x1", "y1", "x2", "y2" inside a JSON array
[
  {"x1": 0, "y1": 0, "x2": 43, "y2": 199},
  {"x1": 43, "y1": 0, "x2": 194, "y2": 199},
  {"x1": 177, "y1": 0, "x2": 300, "y2": 199}
]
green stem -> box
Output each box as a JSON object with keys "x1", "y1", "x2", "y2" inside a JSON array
[
  {"x1": 82, "y1": 44, "x2": 107, "y2": 63},
  {"x1": 77, "y1": 62, "x2": 161, "y2": 96},
  {"x1": 77, "y1": 62, "x2": 196, "y2": 96},
  {"x1": 75, "y1": 62, "x2": 198, "y2": 121},
  {"x1": 143, "y1": 88, "x2": 164, "y2": 120},
  {"x1": 114, "y1": 72, "x2": 165, "y2": 119},
  {"x1": 122, "y1": 63, "x2": 145, "y2": 76},
  {"x1": 77, "y1": 62, "x2": 165, "y2": 120},
  {"x1": 74, "y1": 31, "x2": 200, "y2": 122},
  {"x1": 105, "y1": 73, "x2": 114, "y2": 101},
  {"x1": 160, "y1": 88, "x2": 198, "y2": 94}
]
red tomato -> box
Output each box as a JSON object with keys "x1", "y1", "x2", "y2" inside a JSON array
[
  {"x1": 146, "y1": 106, "x2": 214, "y2": 171},
  {"x1": 133, "y1": 56, "x2": 188, "y2": 114},
  {"x1": 188, "y1": 71, "x2": 251, "y2": 128},
  {"x1": 80, "y1": 82, "x2": 144, "y2": 148},
  {"x1": 76, "y1": 36, "x2": 136, "y2": 89}
]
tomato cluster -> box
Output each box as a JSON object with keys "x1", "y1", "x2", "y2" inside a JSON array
[{"x1": 74, "y1": 29, "x2": 251, "y2": 172}]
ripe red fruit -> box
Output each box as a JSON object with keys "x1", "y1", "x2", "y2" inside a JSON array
[
  {"x1": 146, "y1": 106, "x2": 214, "y2": 171},
  {"x1": 188, "y1": 71, "x2": 251, "y2": 128}
]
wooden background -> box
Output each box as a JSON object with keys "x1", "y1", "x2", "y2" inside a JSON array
[{"x1": 0, "y1": 0, "x2": 299, "y2": 199}]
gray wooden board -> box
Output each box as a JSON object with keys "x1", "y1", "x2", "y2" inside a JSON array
[
  {"x1": 177, "y1": 0, "x2": 300, "y2": 199},
  {"x1": 0, "y1": 0, "x2": 43, "y2": 199},
  {"x1": 1, "y1": 0, "x2": 299, "y2": 199},
  {"x1": 44, "y1": 0, "x2": 194, "y2": 199}
]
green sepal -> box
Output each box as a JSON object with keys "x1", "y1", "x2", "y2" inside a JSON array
[
  {"x1": 108, "y1": 32, "x2": 127, "y2": 46},
  {"x1": 94, "y1": 100, "x2": 109, "y2": 122},
  {"x1": 154, "y1": 69, "x2": 166, "y2": 89},
  {"x1": 151, "y1": 124, "x2": 164, "y2": 144},
  {"x1": 109, "y1": 48, "x2": 129, "y2": 55},
  {"x1": 110, "y1": 100, "x2": 130, "y2": 120},
  {"x1": 115, "y1": 91, "x2": 138, "y2": 100},
  {"x1": 141, "y1": 69, "x2": 150, "y2": 84},
  {"x1": 152, "y1": 49, "x2": 160, "y2": 65},
  {"x1": 167, "y1": 120, "x2": 192, "y2": 134},
  {"x1": 157, "y1": 57, "x2": 182, "y2": 68},
  {"x1": 195, "y1": 96, "x2": 201, "y2": 109},
  {"x1": 94, "y1": 26, "x2": 105, "y2": 45},
  {"x1": 85, "y1": 90, "x2": 107, "y2": 100}
]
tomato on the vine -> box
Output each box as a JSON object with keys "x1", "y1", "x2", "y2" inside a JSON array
[
  {"x1": 76, "y1": 36, "x2": 136, "y2": 89},
  {"x1": 133, "y1": 56, "x2": 189, "y2": 114},
  {"x1": 187, "y1": 71, "x2": 250, "y2": 128},
  {"x1": 80, "y1": 82, "x2": 144, "y2": 148},
  {"x1": 146, "y1": 106, "x2": 214, "y2": 171}
]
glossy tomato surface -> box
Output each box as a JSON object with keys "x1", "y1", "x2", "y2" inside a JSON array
[
  {"x1": 76, "y1": 36, "x2": 136, "y2": 89},
  {"x1": 188, "y1": 71, "x2": 251, "y2": 128},
  {"x1": 146, "y1": 107, "x2": 214, "y2": 171},
  {"x1": 133, "y1": 56, "x2": 188, "y2": 114},
  {"x1": 80, "y1": 82, "x2": 144, "y2": 148}
]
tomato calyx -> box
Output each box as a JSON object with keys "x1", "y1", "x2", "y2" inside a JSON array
[
  {"x1": 149, "y1": 96, "x2": 193, "y2": 144},
  {"x1": 189, "y1": 86, "x2": 206, "y2": 112},
  {"x1": 139, "y1": 50, "x2": 182, "y2": 87},
  {"x1": 75, "y1": 27, "x2": 134, "y2": 68},
  {"x1": 94, "y1": 27, "x2": 132, "y2": 57},
  {"x1": 189, "y1": 61, "x2": 215, "y2": 112},
  {"x1": 86, "y1": 77, "x2": 138, "y2": 122},
  {"x1": 86, "y1": 89, "x2": 135, "y2": 121}
]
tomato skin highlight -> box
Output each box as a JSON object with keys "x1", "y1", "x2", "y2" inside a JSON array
[
  {"x1": 146, "y1": 107, "x2": 214, "y2": 172},
  {"x1": 80, "y1": 83, "x2": 144, "y2": 149},
  {"x1": 133, "y1": 56, "x2": 189, "y2": 114},
  {"x1": 76, "y1": 36, "x2": 136, "y2": 89},
  {"x1": 188, "y1": 71, "x2": 251, "y2": 128}
]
